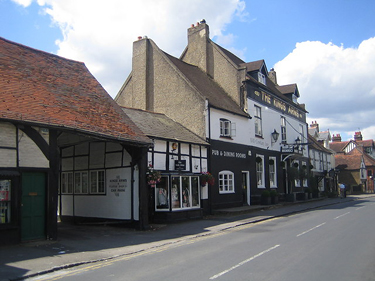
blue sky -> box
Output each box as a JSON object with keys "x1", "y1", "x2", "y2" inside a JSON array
[{"x1": 1, "y1": 0, "x2": 375, "y2": 141}]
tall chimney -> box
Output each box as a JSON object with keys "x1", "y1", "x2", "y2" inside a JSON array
[
  {"x1": 183, "y1": 21, "x2": 210, "y2": 74},
  {"x1": 268, "y1": 68, "x2": 277, "y2": 85},
  {"x1": 354, "y1": 131, "x2": 363, "y2": 141},
  {"x1": 310, "y1": 121, "x2": 319, "y2": 132},
  {"x1": 332, "y1": 134, "x2": 342, "y2": 142}
]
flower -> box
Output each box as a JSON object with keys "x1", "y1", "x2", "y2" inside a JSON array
[
  {"x1": 147, "y1": 164, "x2": 161, "y2": 187},
  {"x1": 200, "y1": 172, "x2": 215, "y2": 186}
]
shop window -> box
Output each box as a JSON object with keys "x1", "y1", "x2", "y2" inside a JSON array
[
  {"x1": 220, "y1": 118, "x2": 236, "y2": 138},
  {"x1": 219, "y1": 171, "x2": 234, "y2": 193},
  {"x1": 156, "y1": 176, "x2": 169, "y2": 210},
  {"x1": 74, "y1": 171, "x2": 89, "y2": 194},
  {"x1": 170, "y1": 176, "x2": 200, "y2": 210},
  {"x1": 90, "y1": 170, "x2": 105, "y2": 194},
  {"x1": 61, "y1": 172, "x2": 73, "y2": 194},
  {"x1": 0, "y1": 180, "x2": 11, "y2": 224},
  {"x1": 269, "y1": 157, "x2": 277, "y2": 187}
]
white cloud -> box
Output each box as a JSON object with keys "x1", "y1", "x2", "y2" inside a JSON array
[
  {"x1": 11, "y1": 0, "x2": 33, "y2": 7},
  {"x1": 24, "y1": 0, "x2": 246, "y2": 97},
  {"x1": 275, "y1": 38, "x2": 375, "y2": 141}
]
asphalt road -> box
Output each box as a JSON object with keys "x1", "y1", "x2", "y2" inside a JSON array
[{"x1": 27, "y1": 197, "x2": 375, "y2": 281}]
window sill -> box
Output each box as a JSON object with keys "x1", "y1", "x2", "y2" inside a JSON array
[
  {"x1": 220, "y1": 136, "x2": 233, "y2": 140},
  {"x1": 219, "y1": 191, "x2": 235, "y2": 194}
]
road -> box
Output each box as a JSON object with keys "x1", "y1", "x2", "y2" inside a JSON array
[{"x1": 28, "y1": 197, "x2": 375, "y2": 281}]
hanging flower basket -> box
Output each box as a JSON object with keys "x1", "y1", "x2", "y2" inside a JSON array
[
  {"x1": 147, "y1": 164, "x2": 161, "y2": 187},
  {"x1": 200, "y1": 172, "x2": 215, "y2": 187}
]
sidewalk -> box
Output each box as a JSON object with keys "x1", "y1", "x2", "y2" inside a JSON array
[{"x1": 1, "y1": 195, "x2": 373, "y2": 281}]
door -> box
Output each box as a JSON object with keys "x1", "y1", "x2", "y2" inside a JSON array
[
  {"x1": 242, "y1": 171, "x2": 250, "y2": 205},
  {"x1": 21, "y1": 172, "x2": 46, "y2": 241}
]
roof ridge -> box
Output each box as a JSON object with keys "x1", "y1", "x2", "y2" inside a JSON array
[{"x1": 0, "y1": 36, "x2": 84, "y2": 65}]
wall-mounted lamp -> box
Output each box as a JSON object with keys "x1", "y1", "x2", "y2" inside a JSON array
[{"x1": 271, "y1": 129, "x2": 279, "y2": 143}]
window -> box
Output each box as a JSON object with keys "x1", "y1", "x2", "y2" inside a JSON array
[
  {"x1": 156, "y1": 176, "x2": 169, "y2": 210},
  {"x1": 254, "y1": 106, "x2": 262, "y2": 137},
  {"x1": 281, "y1": 116, "x2": 286, "y2": 143},
  {"x1": 170, "y1": 176, "x2": 200, "y2": 210},
  {"x1": 220, "y1": 118, "x2": 236, "y2": 138},
  {"x1": 258, "y1": 72, "x2": 266, "y2": 85},
  {"x1": 90, "y1": 170, "x2": 105, "y2": 194},
  {"x1": 61, "y1": 172, "x2": 73, "y2": 194},
  {"x1": 74, "y1": 171, "x2": 88, "y2": 194},
  {"x1": 293, "y1": 161, "x2": 301, "y2": 187},
  {"x1": 219, "y1": 171, "x2": 234, "y2": 193},
  {"x1": 256, "y1": 155, "x2": 265, "y2": 188},
  {"x1": 299, "y1": 124, "x2": 304, "y2": 140},
  {"x1": 0, "y1": 180, "x2": 11, "y2": 224},
  {"x1": 269, "y1": 157, "x2": 277, "y2": 187},
  {"x1": 302, "y1": 161, "x2": 308, "y2": 187}
]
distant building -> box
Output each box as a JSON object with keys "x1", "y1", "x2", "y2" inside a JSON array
[{"x1": 330, "y1": 131, "x2": 375, "y2": 193}]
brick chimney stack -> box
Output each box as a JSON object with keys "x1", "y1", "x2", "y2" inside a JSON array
[
  {"x1": 332, "y1": 134, "x2": 342, "y2": 142},
  {"x1": 268, "y1": 68, "x2": 277, "y2": 85},
  {"x1": 184, "y1": 20, "x2": 210, "y2": 75},
  {"x1": 354, "y1": 131, "x2": 363, "y2": 141},
  {"x1": 310, "y1": 121, "x2": 319, "y2": 132}
]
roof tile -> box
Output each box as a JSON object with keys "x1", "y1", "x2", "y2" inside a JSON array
[{"x1": 0, "y1": 37, "x2": 151, "y2": 146}]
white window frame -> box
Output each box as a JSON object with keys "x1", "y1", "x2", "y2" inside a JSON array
[
  {"x1": 254, "y1": 106, "x2": 262, "y2": 137},
  {"x1": 74, "y1": 171, "x2": 89, "y2": 194},
  {"x1": 269, "y1": 157, "x2": 277, "y2": 188},
  {"x1": 256, "y1": 155, "x2": 265, "y2": 188},
  {"x1": 220, "y1": 118, "x2": 236, "y2": 138},
  {"x1": 170, "y1": 176, "x2": 200, "y2": 210},
  {"x1": 258, "y1": 72, "x2": 266, "y2": 85},
  {"x1": 61, "y1": 172, "x2": 73, "y2": 194},
  {"x1": 90, "y1": 170, "x2": 105, "y2": 194},
  {"x1": 219, "y1": 171, "x2": 235, "y2": 194},
  {"x1": 293, "y1": 161, "x2": 301, "y2": 187},
  {"x1": 302, "y1": 161, "x2": 308, "y2": 187},
  {"x1": 281, "y1": 116, "x2": 286, "y2": 143}
]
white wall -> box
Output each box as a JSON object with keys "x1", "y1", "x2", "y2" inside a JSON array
[{"x1": 0, "y1": 122, "x2": 49, "y2": 168}]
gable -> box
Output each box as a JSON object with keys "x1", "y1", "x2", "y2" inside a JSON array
[{"x1": 0, "y1": 37, "x2": 151, "y2": 146}]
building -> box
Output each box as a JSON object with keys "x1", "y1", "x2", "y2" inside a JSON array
[
  {"x1": 0, "y1": 37, "x2": 152, "y2": 245},
  {"x1": 331, "y1": 132, "x2": 375, "y2": 193},
  {"x1": 116, "y1": 21, "x2": 309, "y2": 210},
  {"x1": 308, "y1": 121, "x2": 335, "y2": 194},
  {"x1": 122, "y1": 107, "x2": 209, "y2": 221},
  {"x1": 308, "y1": 134, "x2": 334, "y2": 193}
]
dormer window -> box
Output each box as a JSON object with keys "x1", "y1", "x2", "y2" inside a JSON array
[
  {"x1": 292, "y1": 94, "x2": 298, "y2": 104},
  {"x1": 258, "y1": 72, "x2": 266, "y2": 85},
  {"x1": 220, "y1": 118, "x2": 236, "y2": 138}
]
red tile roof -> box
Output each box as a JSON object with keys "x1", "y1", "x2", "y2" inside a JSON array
[{"x1": 0, "y1": 37, "x2": 151, "y2": 146}]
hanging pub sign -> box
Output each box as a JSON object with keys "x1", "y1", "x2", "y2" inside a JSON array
[{"x1": 175, "y1": 160, "x2": 186, "y2": 170}]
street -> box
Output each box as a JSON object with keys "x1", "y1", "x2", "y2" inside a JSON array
[{"x1": 27, "y1": 197, "x2": 375, "y2": 281}]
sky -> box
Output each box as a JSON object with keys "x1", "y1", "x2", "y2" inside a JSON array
[{"x1": 1, "y1": 0, "x2": 375, "y2": 142}]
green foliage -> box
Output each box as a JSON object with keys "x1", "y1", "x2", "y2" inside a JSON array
[{"x1": 261, "y1": 190, "x2": 270, "y2": 197}]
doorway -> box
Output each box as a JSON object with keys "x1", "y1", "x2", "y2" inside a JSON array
[
  {"x1": 21, "y1": 172, "x2": 46, "y2": 241},
  {"x1": 242, "y1": 171, "x2": 250, "y2": 205}
]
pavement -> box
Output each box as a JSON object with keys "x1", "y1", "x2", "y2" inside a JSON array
[{"x1": 1, "y1": 194, "x2": 374, "y2": 281}]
